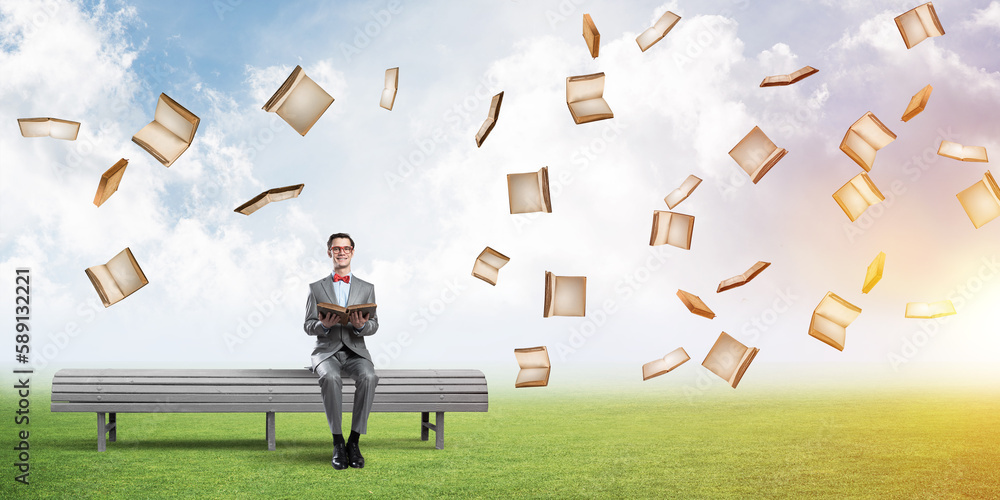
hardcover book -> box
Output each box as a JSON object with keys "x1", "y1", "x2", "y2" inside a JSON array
[
  {"x1": 85, "y1": 247, "x2": 149, "y2": 308},
  {"x1": 863, "y1": 252, "x2": 886, "y2": 294},
  {"x1": 894, "y1": 2, "x2": 945, "y2": 49},
  {"x1": 17, "y1": 117, "x2": 80, "y2": 140},
  {"x1": 93, "y1": 159, "x2": 128, "y2": 207},
  {"x1": 476, "y1": 91, "x2": 504, "y2": 147},
  {"x1": 566, "y1": 73, "x2": 613, "y2": 124},
  {"x1": 905, "y1": 300, "x2": 956, "y2": 319},
  {"x1": 649, "y1": 211, "x2": 694, "y2": 250},
  {"x1": 636, "y1": 10, "x2": 680, "y2": 52},
  {"x1": 263, "y1": 65, "x2": 334, "y2": 136},
  {"x1": 642, "y1": 347, "x2": 690, "y2": 381},
  {"x1": 833, "y1": 172, "x2": 885, "y2": 222},
  {"x1": 583, "y1": 13, "x2": 600, "y2": 58},
  {"x1": 728, "y1": 126, "x2": 786, "y2": 184},
  {"x1": 901, "y1": 85, "x2": 932, "y2": 122},
  {"x1": 544, "y1": 272, "x2": 586, "y2": 317},
  {"x1": 956, "y1": 170, "x2": 1000, "y2": 229},
  {"x1": 507, "y1": 166, "x2": 551, "y2": 214},
  {"x1": 717, "y1": 261, "x2": 771, "y2": 293},
  {"x1": 664, "y1": 175, "x2": 702, "y2": 209},
  {"x1": 702, "y1": 332, "x2": 758, "y2": 389},
  {"x1": 380, "y1": 67, "x2": 398, "y2": 110},
  {"x1": 840, "y1": 112, "x2": 896, "y2": 172},
  {"x1": 514, "y1": 346, "x2": 550, "y2": 388},
  {"x1": 809, "y1": 291, "x2": 862, "y2": 351},
  {"x1": 676, "y1": 289, "x2": 715, "y2": 319},
  {"x1": 759, "y1": 66, "x2": 818, "y2": 87},
  {"x1": 472, "y1": 247, "x2": 510, "y2": 286},
  {"x1": 234, "y1": 184, "x2": 305, "y2": 215},
  {"x1": 316, "y1": 302, "x2": 377, "y2": 325},
  {"x1": 132, "y1": 93, "x2": 200, "y2": 167},
  {"x1": 938, "y1": 141, "x2": 988, "y2": 162}
]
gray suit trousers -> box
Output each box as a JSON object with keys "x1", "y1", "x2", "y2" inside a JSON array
[{"x1": 314, "y1": 349, "x2": 379, "y2": 435}]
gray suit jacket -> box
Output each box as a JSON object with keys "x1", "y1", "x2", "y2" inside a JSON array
[{"x1": 304, "y1": 274, "x2": 379, "y2": 370}]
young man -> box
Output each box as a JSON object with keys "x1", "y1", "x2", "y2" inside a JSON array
[{"x1": 303, "y1": 233, "x2": 379, "y2": 469}]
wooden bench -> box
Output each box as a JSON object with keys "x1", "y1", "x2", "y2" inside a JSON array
[{"x1": 50, "y1": 368, "x2": 488, "y2": 452}]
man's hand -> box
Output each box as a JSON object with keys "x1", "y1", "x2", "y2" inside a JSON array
[
  {"x1": 318, "y1": 312, "x2": 339, "y2": 329},
  {"x1": 349, "y1": 311, "x2": 369, "y2": 330}
]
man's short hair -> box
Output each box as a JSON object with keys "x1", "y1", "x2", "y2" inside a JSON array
[{"x1": 326, "y1": 232, "x2": 355, "y2": 249}]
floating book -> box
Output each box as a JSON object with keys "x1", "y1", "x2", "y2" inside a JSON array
[
  {"x1": 642, "y1": 347, "x2": 690, "y2": 381},
  {"x1": 476, "y1": 91, "x2": 503, "y2": 148},
  {"x1": 702, "y1": 332, "x2": 758, "y2": 389},
  {"x1": 17, "y1": 117, "x2": 80, "y2": 140},
  {"x1": 809, "y1": 292, "x2": 861, "y2": 351},
  {"x1": 759, "y1": 66, "x2": 818, "y2": 87},
  {"x1": 380, "y1": 67, "x2": 398, "y2": 111},
  {"x1": 956, "y1": 170, "x2": 1000, "y2": 229},
  {"x1": 85, "y1": 247, "x2": 148, "y2": 308},
  {"x1": 717, "y1": 261, "x2": 771, "y2": 293},
  {"x1": 566, "y1": 72, "x2": 613, "y2": 124},
  {"x1": 676, "y1": 289, "x2": 715, "y2": 319},
  {"x1": 93, "y1": 158, "x2": 128, "y2": 207},
  {"x1": 472, "y1": 246, "x2": 510, "y2": 286},
  {"x1": 316, "y1": 302, "x2": 377, "y2": 325},
  {"x1": 514, "y1": 346, "x2": 550, "y2": 388},
  {"x1": 938, "y1": 141, "x2": 988, "y2": 162},
  {"x1": 840, "y1": 112, "x2": 896, "y2": 172},
  {"x1": 901, "y1": 85, "x2": 932, "y2": 122},
  {"x1": 132, "y1": 93, "x2": 200, "y2": 167},
  {"x1": 636, "y1": 10, "x2": 680, "y2": 52},
  {"x1": 833, "y1": 172, "x2": 885, "y2": 222},
  {"x1": 583, "y1": 14, "x2": 600, "y2": 58},
  {"x1": 728, "y1": 126, "x2": 786, "y2": 184},
  {"x1": 263, "y1": 65, "x2": 334, "y2": 136},
  {"x1": 905, "y1": 300, "x2": 955, "y2": 319},
  {"x1": 664, "y1": 175, "x2": 702, "y2": 209},
  {"x1": 234, "y1": 184, "x2": 305, "y2": 216},
  {"x1": 862, "y1": 252, "x2": 885, "y2": 294},
  {"x1": 507, "y1": 166, "x2": 551, "y2": 214},
  {"x1": 649, "y1": 211, "x2": 694, "y2": 250},
  {"x1": 894, "y1": 2, "x2": 945, "y2": 49},
  {"x1": 544, "y1": 272, "x2": 586, "y2": 317}
]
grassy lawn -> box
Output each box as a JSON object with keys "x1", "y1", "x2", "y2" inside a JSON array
[{"x1": 3, "y1": 383, "x2": 999, "y2": 499}]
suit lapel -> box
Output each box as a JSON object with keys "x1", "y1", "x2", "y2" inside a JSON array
[
  {"x1": 346, "y1": 277, "x2": 364, "y2": 306},
  {"x1": 319, "y1": 276, "x2": 338, "y2": 305}
]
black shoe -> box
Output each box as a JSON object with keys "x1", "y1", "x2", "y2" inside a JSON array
[
  {"x1": 347, "y1": 441, "x2": 365, "y2": 468},
  {"x1": 331, "y1": 442, "x2": 348, "y2": 470}
]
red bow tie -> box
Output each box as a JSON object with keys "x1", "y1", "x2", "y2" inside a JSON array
[{"x1": 333, "y1": 274, "x2": 350, "y2": 283}]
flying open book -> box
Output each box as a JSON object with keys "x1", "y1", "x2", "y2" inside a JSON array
[
  {"x1": 583, "y1": 14, "x2": 600, "y2": 58},
  {"x1": 642, "y1": 347, "x2": 690, "y2": 381},
  {"x1": 938, "y1": 141, "x2": 988, "y2": 162},
  {"x1": 17, "y1": 117, "x2": 80, "y2": 140},
  {"x1": 234, "y1": 184, "x2": 305, "y2": 216},
  {"x1": 132, "y1": 93, "x2": 200, "y2": 167},
  {"x1": 664, "y1": 175, "x2": 702, "y2": 209},
  {"x1": 544, "y1": 272, "x2": 586, "y2": 317},
  {"x1": 85, "y1": 247, "x2": 149, "y2": 308},
  {"x1": 507, "y1": 166, "x2": 551, "y2": 214},
  {"x1": 902, "y1": 85, "x2": 932, "y2": 122},
  {"x1": 263, "y1": 65, "x2": 334, "y2": 136},
  {"x1": 636, "y1": 10, "x2": 680, "y2": 52},
  {"x1": 809, "y1": 292, "x2": 861, "y2": 351},
  {"x1": 566, "y1": 72, "x2": 613, "y2": 124},
  {"x1": 317, "y1": 302, "x2": 377, "y2": 325},
  {"x1": 833, "y1": 172, "x2": 885, "y2": 222},
  {"x1": 728, "y1": 126, "x2": 786, "y2": 184},
  {"x1": 840, "y1": 112, "x2": 896, "y2": 172},
  {"x1": 702, "y1": 332, "x2": 758, "y2": 389},
  {"x1": 476, "y1": 91, "x2": 503, "y2": 148},
  {"x1": 93, "y1": 159, "x2": 128, "y2": 207},
  {"x1": 472, "y1": 247, "x2": 510, "y2": 286},
  {"x1": 649, "y1": 210, "x2": 694, "y2": 249},
  {"x1": 956, "y1": 170, "x2": 999, "y2": 229},
  {"x1": 514, "y1": 346, "x2": 551, "y2": 388},
  {"x1": 905, "y1": 300, "x2": 955, "y2": 319},
  {"x1": 863, "y1": 252, "x2": 885, "y2": 294},
  {"x1": 759, "y1": 66, "x2": 818, "y2": 87},
  {"x1": 717, "y1": 261, "x2": 771, "y2": 293},
  {"x1": 380, "y1": 67, "x2": 398, "y2": 110},
  {"x1": 676, "y1": 289, "x2": 715, "y2": 319},
  {"x1": 894, "y1": 2, "x2": 945, "y2": 49}
]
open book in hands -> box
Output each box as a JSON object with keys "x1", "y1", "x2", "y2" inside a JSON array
[{"x1": 317, "y1": 303, "x2": 377, "y2": 326}]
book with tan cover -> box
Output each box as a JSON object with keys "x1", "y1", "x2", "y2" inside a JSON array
[
  {"x1": 862, "y1": 252, "x2": 885, "y2": 294},
  {"x1": 809, "y1": 292, "x2": 861, "y2": 351},
  {"x1": 717, "y1": 261, "x2": 770, "y2": 293},
  {"x1": 476, "y1": 91, "x2": 503, "y2": 148},
  {"x1": 905, "y1": 300, "x2": 956, "y2": 319},
  {"x1": 17, "y1": 117, "x2": 80, "y2": 141},
  {"x1": 566, "y1": 73, "x2": 613, "y2": 124},
  {"x1": 636, "y1": 11, "x2": 680, "y2": 52},
  {"x1": 728, "y1": 126, "x2": 786, "y2": 184},
  {"x1": 895, "y1": 2, "x2": 945, "y2": 49},
  {"x1": 841, "y1": 112, "x2": 896, "y2": 172},
  {"x1": 938, "y1": 141, "x2": 988, "y2": 162},
  {"x1": 759, "y1": 66, "x2": 818, "y2": 87},
  {"x1": 833, "y1": 172, "x2": 885, "y2": 222},
  {"x1": 902, "y1": 85, "x2": 932, "y2": 122},
  {"x1": 649, "y1": 211, "x2": 694, "y2": 250},
  {"x1": 472, "y1": 247, "x2": 510, "y2": 286},
  {"x1": 317, "y1": 302, "x2": 377, "y2": 325},
  {"x1": 642, "y1": 347, "x2": 690, "y2": 381},
  {"x1": 544, "y1": 272, "x2": 586, "y2": 317},
  {"x1": 702, "y1": 332, "x2": 758, "y2": 389},
  {"x1": 583, "y1": 14, "x2": 600, "y2": 58},
  {"x1": 94, "y1": 158, "x2": 128, "y2": 207},
  {"x1": 380, "y1": 67, "x2": 398, "y2": 110},
  {"x1": 85, "y1": 247, "x2": 149, "y2": 308},
  {"x1": 132, "y1": 93, "x2": 200, "y2": 167},
  {"x1": 664, "y1": 175, "x2": 702, "y2": 209},
  {"x1": 677, "y1": 289, "x2": 715, "y2": 319},
  {"x1": 234, "y1": 184, "x2": 305, "y2": 215},
  {"x1": 263, "y1": 65, "x2": 334, "y2": 136},
  {"x1": 514, "y1": 346, "x2": 550, "y2": 388},
  {"x1": 957, "y1": 170, "x2": 1000, "y2": 229},
  {"x1": 507, "y1": 166, "x2": 551, "y2": 214}
]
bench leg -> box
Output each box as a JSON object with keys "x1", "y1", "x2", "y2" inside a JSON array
[
  {"x1": 109, "y1": 412, "x2": 117, "y2": 442},
  {"x1": 266, "y1": 412, "x2": 275, "y2": 451},
  {"x1": 419, "y1": 411, "x2": 445, "y2": 449},
  {"x1": 97, "y1": 412, "x2": 106, "y2": 452},
  {"x1": 420, "y1": 412, "x2": 429, "y2": 441}
]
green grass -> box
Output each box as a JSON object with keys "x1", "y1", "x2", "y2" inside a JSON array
[{"x1": 4, "y1": 384, "x2": 1000, "y2": 499}]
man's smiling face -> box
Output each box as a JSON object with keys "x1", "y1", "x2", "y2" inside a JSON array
[{"x1": 328, "y1": 237, "x2": 354, "y2": 273}]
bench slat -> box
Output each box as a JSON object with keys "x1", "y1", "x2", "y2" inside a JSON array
[
  {"x1": 52, "y1": 376, "x2": 487, "y2": 386},
  {"x1": 50, "y1": 393, "x2": 488, "y2": 404},
  {"x1": 52, "y1": 402, "x2": 488, "y2": 413},
  {"x1": 52, "y1": 384, "x2": 487, "y2": 395},
  {"x1": 53, "y1": 368, "x2": 485, "y2": 378}
]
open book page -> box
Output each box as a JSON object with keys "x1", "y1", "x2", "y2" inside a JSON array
[
  {"x1": 642, "y1": 347, "x2": 690, "y2": 380},
  {"x1": 834, "y1": 173, "x2": 885, "y2": 222},
  {"x1": 508, "y1": 168, "x2": 551, "y2": 214},
  {"x1": 702, "y1": 332, "x2": 754, "y2": 387},
  {"x1": 729, "y1": 126, "x2": 783, "y2": 182},
  {"x1": 809, "y1": 313, "x2": 847, "y2": 351},
  {"x1": 133, "y1": 120, "x2": 187, "y2": 165},
  {"x1": 380, "y1": 67, "x2": 398, "y2": 110},
  {"x1": 547, "y1": 274, "x2": 586, "y2": 317},
  {"x1": 650, "y1": 211, "x2": 694, "y2": 249},
  {"x1": 107, "y1": 248, "x2": 148, "y2": 297},
  {"x1": 267, "y1": 67, "x2": 334, "y2": 136},
  {"x1": 18, "y1": 117, "x2": 81, "y2": 140},
  {"x1": 895, "y1": 2, "x2": 945, "y2": 49},
  {"x1": 956, "y1": 171, "x2": 1000, "y2": 229},
  {"x1": 155, "y1": 94, "x2": 199, "y2": 144},
  {"x1": 814, "y1": 292, "x2": 862, "y2": 329},
  {"x1": 515, "y1": 346, "x2": 550, "y2": 387},
  {"x1": 636, "y1": 11, "x2": 680, "y2": 52},
  {"x1": 938, "y1": 141, "x2": 988, "y2": 162},
  {"x1": 85, "y1": 265, "x2": 123, "y2": 307},
  {"x1": 664, "y1": 175, "x2": 702, "y2": 209},
  {"x1": 472, "y1": 247, "x2": 509, "y2": 285},
  {"x1": 905, "y1": 301, "x2": 956, "y2": 319}
]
